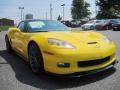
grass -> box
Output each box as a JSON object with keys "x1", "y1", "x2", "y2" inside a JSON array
[{"x1": 0, "y1": 26, "x2": 14, "y2": 32}]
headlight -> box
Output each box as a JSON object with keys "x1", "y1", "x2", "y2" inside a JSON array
[
  {"x1": 103, "y1": 36, "x2": 111, "y2": 43},
  {"x1": 48, "y1": 38, "x2": 75, "y2": 49}
]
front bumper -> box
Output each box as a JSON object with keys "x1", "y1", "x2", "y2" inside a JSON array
[
  {"x1": 113, "y1": 26, "x2": 120, "y2": 31},
  {"x1": 46, "y1": 60, "x2": 118, "y2": 77},
  {"x1": 43, "y1": 52, "x2": 116, "y2": 74}
]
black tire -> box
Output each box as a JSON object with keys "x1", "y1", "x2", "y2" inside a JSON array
[
  {"x1": 28, "y1": 43, "x2": 44, "y2": 74},
  {"x1": 113, "y1": 28, "x2": 116, "y2": 31},
  {"x1": 5, "y1": 36, "x2": 12, "y2": 53}
]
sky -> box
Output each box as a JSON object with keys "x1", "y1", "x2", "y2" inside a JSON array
[{"x1": 0, "y1": 0, "x2": 96, "y2": 23}]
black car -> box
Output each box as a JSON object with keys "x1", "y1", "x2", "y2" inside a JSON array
[
  {"x1": 101, "y1": 19, "x2": 120, "y2": 30},
  {"x1": 112, "y1": 19, "x2": 120, "y2": 31}
]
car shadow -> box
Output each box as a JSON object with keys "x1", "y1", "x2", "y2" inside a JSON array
[{"x1": 0, "y1": 50, "x2": 116, "y2": 89}]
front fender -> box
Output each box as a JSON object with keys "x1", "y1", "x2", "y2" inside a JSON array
[
  {"x1": 27, "y1": 36, "x2": 49, "y2": 60},
  {"x1": 29, "y1": 36, "x2": 48, "y2": 50}
]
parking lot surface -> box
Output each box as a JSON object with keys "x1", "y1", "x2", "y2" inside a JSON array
[{"x1": 0, "y1": 30, "x2": 120, "y2": 90}]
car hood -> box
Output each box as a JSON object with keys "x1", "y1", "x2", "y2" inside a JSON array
[{"x1": 33, "y1": 31, "x2": 105, "y2": 46}]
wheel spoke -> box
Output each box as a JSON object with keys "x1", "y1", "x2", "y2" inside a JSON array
[{"x1": 29, "y1": 43, "x2": 44, "y2": 74}]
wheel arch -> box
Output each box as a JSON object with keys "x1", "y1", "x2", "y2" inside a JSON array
[
  {"x1": 27, "y1": 40, "x2": 45, "y2": 59},
  {"x1": 27, "y1": 40, "x2": 41, "y2": 54},
  {"x1": 5, "y1": 34, "x2": 12, "y2": 44},
  {"x1": 5, "y1": 34, "x2": 9, "y2": 40}
]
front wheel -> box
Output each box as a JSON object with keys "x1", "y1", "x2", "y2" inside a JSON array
[{"x1": 28, "y1": 43, "x2": 44, "y2": 74}]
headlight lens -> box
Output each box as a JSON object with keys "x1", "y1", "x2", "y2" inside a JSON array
[{"x1": 48, "y1": 38, "x2": 75, "y2": 49}]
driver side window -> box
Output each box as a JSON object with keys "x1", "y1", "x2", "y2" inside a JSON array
[{"x1": 18, "y1": 22, "x2": 25, "y2": 32}]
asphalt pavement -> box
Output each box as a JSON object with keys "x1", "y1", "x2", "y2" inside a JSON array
[{"x1": 0, "y1": 30, "x2": 120, "y2": 90}]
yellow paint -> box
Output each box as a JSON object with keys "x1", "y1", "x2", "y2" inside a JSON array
[{"x1": 7, "y1": 28, "x2": 116, "y2": 74}]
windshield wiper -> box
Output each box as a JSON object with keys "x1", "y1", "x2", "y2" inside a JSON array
[{"x1": 34, "y1": 31, "x2": 48, "y2": 32}]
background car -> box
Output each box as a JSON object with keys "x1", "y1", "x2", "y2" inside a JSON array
[
  {"x1": 103, "y1": 19, "x2": 120, "y2": 30},
  {"x1": 81, "y1": 20, "x2": 103, "y2": 30},
  {"x1": 70, "y1": 20, "x2": 81, "y2": 27},
  {"x1": 111, "y1": 19, "x2": 120, "y2": 31},
  {"x1": 95, "y1": 20, "x2": 110, "y2": 30},
  {"x1": 61, "y1": 21, "x2": 71, "y2": 27}
]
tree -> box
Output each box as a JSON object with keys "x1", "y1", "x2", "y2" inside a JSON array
[
  {"x1": 71, "y1": 0, "x2": 91, "y2": 19},
  {"x1": 96, "y1": 0, "x2": 120, "y2": 19},
  {"x1": 57, "y1": 15, "x2": 62, "y2": 21}
]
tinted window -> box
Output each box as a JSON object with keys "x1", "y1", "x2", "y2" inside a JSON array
[
  {"x1": 87, "y1": 20, "x2": 94, "y2": 24},
  {"x1": 112, "y1": 20, "x2": 120, "y2": 24},
  {"x1": 27, "y1": 20, "x2": 69, "y2": 32},
  {"x1": 18, "y1": 22, "x2": 25, "y2": 31},
  {"x1": 95, "y1": 21, "x2": 102, "y2": 23}
]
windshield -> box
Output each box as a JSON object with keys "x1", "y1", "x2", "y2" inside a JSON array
[
  {"x1": 95, "y1": 20, "x2": 102, "y2": 23},
  {"x1": 87, "y1": 20, "x2": 94, "y2": 24},
  {"x1": 27, "y1": 20, "x2": 69, "y2": 32},
  {"x1": 87, "y1": 20, "x2": 102, "y2": 24}
]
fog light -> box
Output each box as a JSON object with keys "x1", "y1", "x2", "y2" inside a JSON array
[{"x1": 57, "y1": 62, "x2": 70, "y2": 68}]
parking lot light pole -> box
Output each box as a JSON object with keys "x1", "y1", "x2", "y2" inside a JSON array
[
  {"x1": 50, "y1": 4, "x2": 53, "y2": 20},
  {"x1": 94, "y1": 0, "x2": 97, "y2": 30},
  {"x1": 61, "y1": 4, "x2": 65, "y2": 21},
  {"x1": 19, "y1": 7, "x2": 24, "y2": 21}
]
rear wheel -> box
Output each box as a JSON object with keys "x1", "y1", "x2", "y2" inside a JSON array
[
  {"x1": 5, "y1": 36, "x2": 12, "y2": 53},
  {"x1": 28, "y1": 43, "x2": 44, "y2": 74}
]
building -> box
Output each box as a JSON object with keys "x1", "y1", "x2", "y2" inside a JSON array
[
  {"x1": 25, "y1": 14, "x2": 33, "y2": 20},
  {"x1": 0, "y1": 18, "x2": 14, "y2": 26}
]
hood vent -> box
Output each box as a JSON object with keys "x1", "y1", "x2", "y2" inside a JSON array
[{"x1": 88, "y1": 42, "x2": 97, "y2": 44}]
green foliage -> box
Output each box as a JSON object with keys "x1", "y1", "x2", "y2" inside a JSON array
[
  {"x1": 96, "y1": 0, "x2": 120, "y2": 19},
  {"x1": 0, "y1": 26, "x2": 12, "y2": 31},
  {"x1": 57, "y1": 15, "x2": 62, "y2": 21},
  {"x1": 71, "y1": 0, "x2": 91, "y2": 19}
]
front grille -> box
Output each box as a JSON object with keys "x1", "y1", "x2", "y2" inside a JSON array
[{"x1": 78, "y1": 56, "x2": 110, "y2": 67}]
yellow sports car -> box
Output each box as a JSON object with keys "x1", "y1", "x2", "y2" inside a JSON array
[{"x1": 5, "y1": 20, "x2": 117, "y2": 76}]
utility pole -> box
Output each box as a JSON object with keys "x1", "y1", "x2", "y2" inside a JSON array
[
  {"x1": 18, "y1": 7, "x2": 24, "y2": 21},
  {"x1": 23, "y1": 12, "x2": 24, "y2": 20},
  {"x1": 95, "y1": 0, "x2": 97, "y2": 19},
  {"x1": 94, "y1": 0, "x2": 97, "y2": 30},
  {"x1": 46, "y1": 12, "x2": 48, "y2": 20},
  {"x1": 61, "y1": 4, "x2": 65, "y2": 21},
  {"x1": 50, "y1": 4, "x2": 53, "y2": 20}
]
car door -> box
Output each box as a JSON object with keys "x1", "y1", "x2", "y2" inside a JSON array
[
  {"x1": 16, "y1": 22, "x2": 31, "y2": 57},
  {"x1": 11, "y1": 22, "x2": 25, "y2": 54}
]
